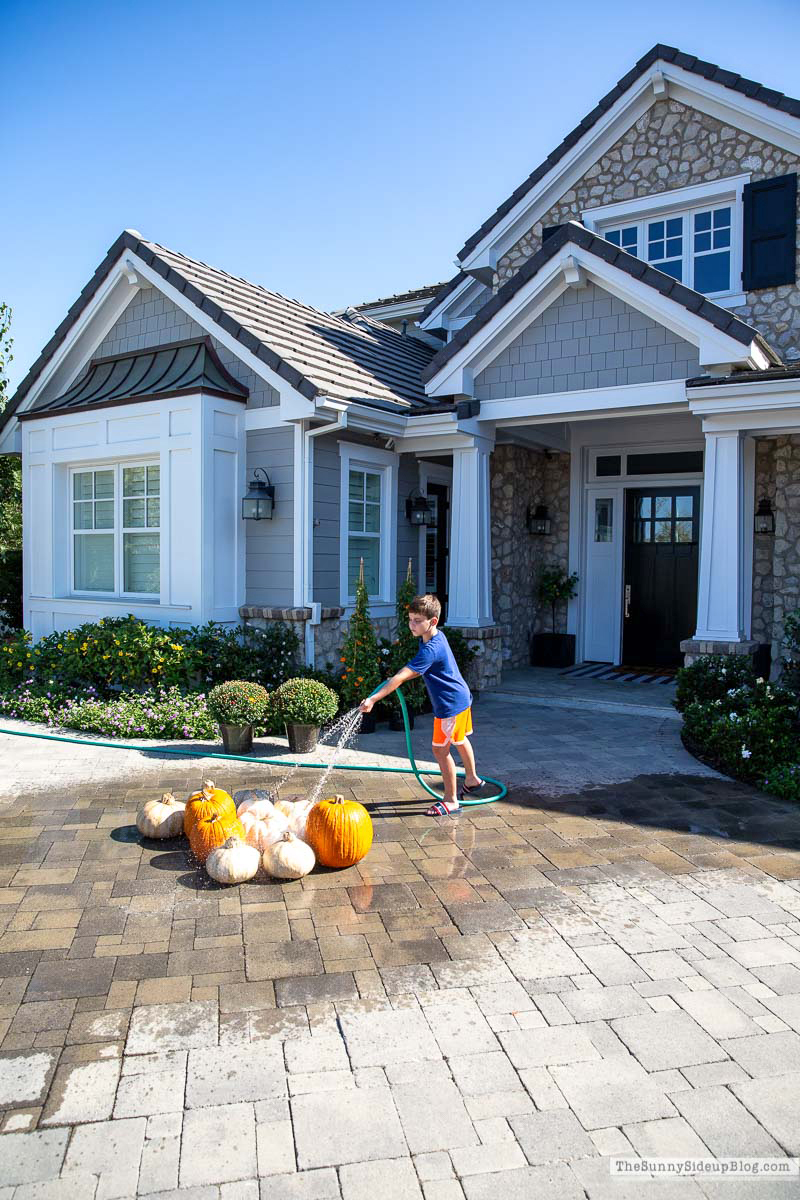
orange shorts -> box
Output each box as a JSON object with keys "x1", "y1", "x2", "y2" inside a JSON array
[{"x1": 432, "y1": 707, "x2": 473, "y2": 747}]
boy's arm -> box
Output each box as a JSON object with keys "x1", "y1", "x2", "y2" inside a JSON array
[{"x1": 360, "y1": 667, "x2": 418, "y2": 712}]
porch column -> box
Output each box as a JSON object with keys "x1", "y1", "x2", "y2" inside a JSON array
[
  {"x1": 693, "y1": 429, "x2": 755, "y2": 643},
  {"x1": 446, "y1": 438, "x2": 494, "y2": 627}
]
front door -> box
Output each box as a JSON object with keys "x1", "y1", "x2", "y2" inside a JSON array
[
  {"x1": 424, "y1": 483, "x2": 449, "y2": 619},
  {"x1": 623, "y1": 487, "x2": 700, "y2": 667}
]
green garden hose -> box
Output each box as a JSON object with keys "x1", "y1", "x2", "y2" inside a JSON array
[{"x1": 0, "y1": 685, "x2": 506, "y2": 808}]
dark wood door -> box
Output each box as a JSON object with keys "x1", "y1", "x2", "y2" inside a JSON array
[
  {"x1": 424, "y1": 483, "x2": 449, "y2": 619},
  {"x1": 623, "y1": 487, "x2": 700, "y2": 668}
]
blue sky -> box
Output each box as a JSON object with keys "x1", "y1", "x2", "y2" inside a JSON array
[{"x1": 3, "y1": 0, "x2": 800, "y2": 392}]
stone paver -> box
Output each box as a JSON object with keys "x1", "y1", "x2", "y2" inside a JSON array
[{"x1": 3, "y1": 696, "x2": 800, "y2": 1195}]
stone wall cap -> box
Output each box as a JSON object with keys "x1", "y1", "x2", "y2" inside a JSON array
[
  {"x1": 241, "y1": 606, "x2": 312, "y2": 620},
  {"x1": 448, "y1": 625, "x2": 505, "y2": 639},
  {"x1": 680, "y1": 638, "x2": 759, "y2": 653}
]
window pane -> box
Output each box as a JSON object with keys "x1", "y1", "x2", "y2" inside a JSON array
[
  {"x1": 713, "y1": 207, "x2": 730, "y2": 228},
  {"x1": 364, "y1": 473, "x2": 381, "y2": 503},
  {"x1": 594, "y1": 498, "x2": 613, "y2": 543},
  {"x1": 146, "y1": 498, "x2": 160, "y2": 528},
  {"x1": 695, "y1": 211, "x2": 712, "y2": 232},
  {"x1": 73, "y1": 502, "x2": 93, "y2": 530},
  {"x1": 649, "y1": 221, "x2": 664, "y2": 241},
  {"x1": 635, "y1": 521, "x2": 652, "y2": 543},
  {"x1": 75, "y1": 534, "x2": 114, "y2": 591},
  {"x1": 655, "y1": 496, "x2": 672, "y2": 518},
  {"x1": 676, "y1": 495, "x2": 694, "y2": 518},
  {"x1": 666, "y1": 217, "x2": 682, "y2": 238},
  {"x1": 656, "y1": 260, "x2": 683, "y2": 281},
  {"x1": 621, "y1": 228, "x2": 637, "y2": 252},
  {"x1": 94, "y1": 471, "x2": 114, "y2": 499},
  {"x1": 123, "y1": 533, "x2": 160, "y2": 594},
  {"x1": 596, "y1": 454, "x2": 621, "y2": 477},
  {"x1": 73, "y1": 473, "x2": 93, "y2": 501},
  {"x1": 146, "y1": 465, "x2": 160, "y2": 494},
  {"x1": 95, "y1": 500, "x2": 114, "y2": 530},
  {"x1": 348, "y1": 470, "x2": 364, "y2": 502},
  {"x1": 675, "y1": 520, "x2": 694, "y2": 543},
  {"x1": 123, "y1": 499, "x2": 146, "y2": 528},
  {"x1": 348, "y1": 502, "x2": 363, "y2": 533},
  {"x1": 637, "y1": 497, "x2": 652, "y2": 518},
  {"x1": 713, "y1": 226, "x2": 730, "y2": 248},
  {"x1": 606, "y1": 230, "x2": 621, "y2": 246},
  {"x1": 654, "y1": 520, "x2": 672, "y2": 543},
  {"x1": 348, "y1": 537, "x2": 380, "y2": 595},
  {"x1": 123, "y1": 466, "x2": 146, "y2": 497},
  {"x1": 694, "y1": 231, "x2": 712, "y2": 253},
  {"x1": 364, "y1": 502, "x2": 381, "y2": 533},
  {"x1": 694, "y1": 251, "x2": 730, "y2": 294}
]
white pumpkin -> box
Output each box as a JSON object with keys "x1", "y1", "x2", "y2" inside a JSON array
[
  {"x1": 287, "y1": 798, "x2": 316, "y2": 840},
  {"x1": 262, "y1": 831, "x2": 316, "y2": 880},
  {"x1": 239, "y1": 804, "x2": 289, "y2": 853},
  {"x1": 136, "y1": 792, "x2": 186, "y2": 839},
  {"x1": 234, "y1": 788, "x2": 276, "y2": 817},
  {"x1": 274, "y1": 798, "x2": 295, "y2": 819},
  {"x1": 205, "y1": 836, "x2": 260, "y2": 885}
]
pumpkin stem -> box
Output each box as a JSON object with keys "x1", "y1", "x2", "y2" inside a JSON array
[
  {"x1": 202, "y1": 778, "x2": 215, "y2": 793},
  {"x1": 162, "y1": 792, "x2": 177, "y2": 805}
]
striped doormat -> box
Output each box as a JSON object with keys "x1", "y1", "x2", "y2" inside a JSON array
[{"x1": 560, "y1": 662, "x2": 677, "y2": 685}]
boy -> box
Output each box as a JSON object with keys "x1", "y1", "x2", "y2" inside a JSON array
[{"x1": 359, "y1": 594, "x2": 491, "y2": 816}]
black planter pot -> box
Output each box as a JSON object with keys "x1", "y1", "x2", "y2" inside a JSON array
[
  {"x1": 530, "y1": 633, "x2": 576, "y2": 669},
  {"x1": 285, "y1": 723, "x2": 320, "y2": 753},
  {"x1": 389, "y1": 708, "x2": 414, "y2": 732},
  {"x1": 359, "y1": 711, "x2": 377, "y2": 734},
  {"x1": 218, "y1": 723, "x2": 254, "y2": 754}
]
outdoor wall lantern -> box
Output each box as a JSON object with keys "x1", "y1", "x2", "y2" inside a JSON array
[
  {"x1": 405, "y1": 490, "x2": 435, "y2": 526},
  {"x1": 754, "y1": 496, "x2": 775, "y2": 535},
  {"x1": 526, "y1": 504, "x2": 552, "y2": 535},
  {"x1": 242, "y1": 469, "x2": 275, "y2": 521}
]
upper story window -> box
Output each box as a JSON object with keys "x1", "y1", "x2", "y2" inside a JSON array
[
  {"x1": 603, "y1": 203, "x2": 733, "y2": 296},
  {"x1": 584, "y1": 176, "x2": 750, "y2": 306}
]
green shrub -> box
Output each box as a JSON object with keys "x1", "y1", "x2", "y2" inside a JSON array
[
  {"x1": 206, "y1": 680, "x2": 270, "y2": 725},
  {"x1": 273, "y1": 677, "x2": 339, "y2": 726},
  {"x1": 0, "y1": 616, "x2": 300, "y2": 696},
  {"x1": 439, "y1": 625, "x2": 477, "y2": 683},
  {"x1": 763, "y1": 763, "x2": 800, "y2": 803},
  {"x1": 0, "y1": 549, "x2": 22, "y2": 630},
  {"x1": 675, "y1": 654, "x2": 755, "y2": 713},
  {"x1": 338, "y1": 566, "x2": 381, "y2": 709},
  {"x1": 681, "y1": 677, "x2": 799, "y2": 786}
]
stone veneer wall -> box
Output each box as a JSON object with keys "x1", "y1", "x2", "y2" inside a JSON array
[
  {"x1": 496, "y1": 99, "x2": 800, "y2": 362},
  {"x1": 770, "y1": 435, "x2": 800, "y2": 669},
  {"x1": 751, "y1": 439, "x2": 777, "y2": 646},
  {"x1": 491, "y1": 444, "x2": 571, "y2": 668}
]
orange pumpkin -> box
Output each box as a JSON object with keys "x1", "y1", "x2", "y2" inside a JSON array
[
  {"x1": 305, "y1": 794, "x2": 373, "y2": 869},
  {"x1": 189, "y1": 810, "x2": 245, "y2": 864},
  {"x1": 184, "y1": 779, "x2": 236, "y2": 838}
]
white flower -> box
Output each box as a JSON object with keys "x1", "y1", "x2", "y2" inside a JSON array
[
  {"x1": 729, "y1": 712, "x2": 738, "y2": 721},
  {"x1": 741, "y1": 746, "x2": 752, "y2": 759}
]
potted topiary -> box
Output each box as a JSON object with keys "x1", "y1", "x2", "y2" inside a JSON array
[
  {"x1": 206, "y1": 680, "x2": 270, "y2": 754},
  {"x1": 274, "y1": 677, "x2": 339, "y2": 752},
  {"x1": 531, "y1": 566, "x2": 579, "y2": 668}
]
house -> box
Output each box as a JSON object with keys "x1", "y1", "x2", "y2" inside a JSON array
[{"x1": 3, "y1": 44, "x2": 800, "y2": 686}]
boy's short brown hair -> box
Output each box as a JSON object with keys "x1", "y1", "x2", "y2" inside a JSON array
[{"x1": 409, "y1": 594, "x2": 441, "y2": 621}]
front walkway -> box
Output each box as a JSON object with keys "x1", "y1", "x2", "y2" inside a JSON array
[{"x1": 1, "y1": 693, "x2": 799, "y2": 1197}]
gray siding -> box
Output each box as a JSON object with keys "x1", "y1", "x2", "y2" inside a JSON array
[
  {"x1": 96, "y1": 287, "x2": 280, "y2": 408},
  {"x1": 459, "y1": 287, "x2": 491, "y2": 318},
  {"x1": 312, "y1": 434, "x2": 420, "y2": 609},
  {"x1": 245, "y1": 425, "x2": 294, "y2": 606},
  {"x1": 475, "y1": 284, "x2": 699, "y2": 400}
]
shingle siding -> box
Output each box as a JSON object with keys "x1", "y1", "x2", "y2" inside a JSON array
[
  {"x1": 245, "y1": 425, "x2": 294, "y2": 607},
  {"x1": 474, "y1": 284, "x2": 699, "y2": 400},
  {"x1": 95, "y1": 287, "x2": 280, "y2": 408}
]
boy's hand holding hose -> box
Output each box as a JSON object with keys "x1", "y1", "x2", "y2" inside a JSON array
[{"x1": 359, "y1": 667, "x2": 417, "y2": 713}]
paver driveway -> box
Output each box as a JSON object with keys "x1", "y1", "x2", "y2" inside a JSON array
[{"x1": 0, "y1": 732, "x2": 799, "y2": 1197}]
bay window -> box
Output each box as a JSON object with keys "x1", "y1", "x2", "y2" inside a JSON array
[{"x1": 72, "y1": 462, "x2": 160, "y2": 597}]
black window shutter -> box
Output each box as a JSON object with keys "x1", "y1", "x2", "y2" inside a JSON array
[
  {"x1": 542, "y1": 224, "x2": 564, "y2": 243},
  {"x1": 742, "y1": 173, "x2": 797, "y2": 290}
]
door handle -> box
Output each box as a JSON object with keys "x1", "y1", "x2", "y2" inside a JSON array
[{"x1": 624, "y1": 584, "x2": 631, "y2": 619}]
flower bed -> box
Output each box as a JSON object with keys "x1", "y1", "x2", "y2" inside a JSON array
[{"x1": 676, "y1": 655, "x2": 800, "y2": 800}]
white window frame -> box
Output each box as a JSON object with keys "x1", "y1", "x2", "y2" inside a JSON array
[
  {"x1": 583, "y1": 175, "x2": 749, "y2": 307},
  {"x1": 338, "y1": 441, "x2": 398, "y2": 609},
  {"x1": 70, "y1": 460, "x2": 161, "y2": 601}
]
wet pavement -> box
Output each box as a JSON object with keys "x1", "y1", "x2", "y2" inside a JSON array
[{"x1": 0, "y1": 693, "x2": 799, "y2": 1197}]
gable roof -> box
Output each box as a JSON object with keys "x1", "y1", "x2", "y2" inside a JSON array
[
  {"x1": 19, "y1": 338, "x2": 247, "y2": 421},
  {"x1": 422, "y1": 222, "x2": 780, "y2": 385},
  {"x1": 3, "y1": 231, "x2": 439, "y2": 435},
  {"x1": 458, "y1": 44, "x2": 800, "y2": 263}
]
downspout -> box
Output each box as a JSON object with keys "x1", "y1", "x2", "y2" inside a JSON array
[{"x1": 303, "y1": 411, "x2": 348, "y2": 666}]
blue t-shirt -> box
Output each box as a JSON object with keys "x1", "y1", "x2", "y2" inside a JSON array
[{"x1": 406, "y1": 631, "x2": 472, "y2": 718}]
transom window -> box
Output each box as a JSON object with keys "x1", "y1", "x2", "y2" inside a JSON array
[
  {"x1": 603, "y1": 204, "x2": 733, "y2": 296},
  {"x1": 72, "y1": 463, "x2": 160, "y2": 596}
]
